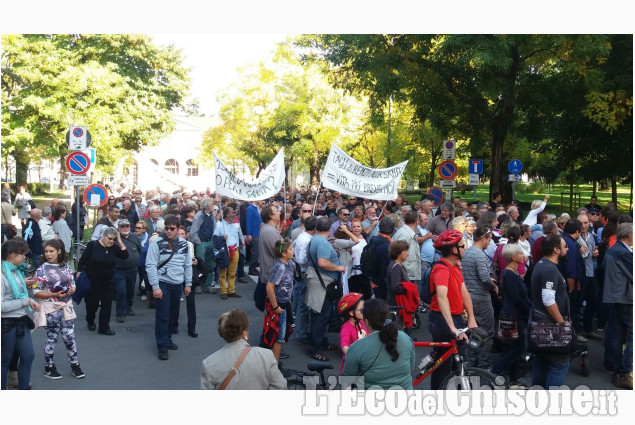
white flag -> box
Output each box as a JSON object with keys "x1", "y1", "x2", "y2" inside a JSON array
[
  {"x1": 322, "y1": 144, "x2": 408, "y2": 200},
  {"x1": 213, "y1": 148, "x2": 285, "y2": 201}
]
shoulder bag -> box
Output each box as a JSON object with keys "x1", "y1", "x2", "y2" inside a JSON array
[
  {"x1": 529, "y1": 295, "x2": 575, "y2": 355},
  {"x1": 307, "y1": 240, "x2": 342, "y2": 302}
]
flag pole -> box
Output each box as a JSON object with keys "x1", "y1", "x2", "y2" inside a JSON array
[{"x1": 312, "y1": 180, "x2": 322, "y2": 216}]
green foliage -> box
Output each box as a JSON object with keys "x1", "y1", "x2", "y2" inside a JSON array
[
  {"x1": 515, "y1": 181, "x2": 548, "y2": 194},
  {"x1": 1, "y1": 34, "x2": 190, "y2": 181}
]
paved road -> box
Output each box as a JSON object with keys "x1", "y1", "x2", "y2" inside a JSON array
[{"x1": 14, "y1": 268, "x2": 623, "y2": 390}]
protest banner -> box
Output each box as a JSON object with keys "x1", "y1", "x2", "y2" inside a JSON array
[
  {"x1": 213, "y1": 148, "x2": 286, "y2": 200},
  {"x1": 321, "y1": 144, "x2": 408, "y2": 200}
]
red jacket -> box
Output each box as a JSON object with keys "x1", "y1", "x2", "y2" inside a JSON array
[{"x1": 394, "y1": 281, "x2": 420, "y2": 328}]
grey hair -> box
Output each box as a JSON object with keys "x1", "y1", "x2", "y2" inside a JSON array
[
  {"x1": 507, "y1": 206, "x2": 518, "y2": 215},
  {"x1": 577, "y1": 207, "x2": 588, "y2": 215},
  {"x1": 149, "y1": 205, "x2": 161, "y2": 213},
  {"x1": 440, "y1": 202, "x2": 453, "y2": 212},
  {"x1": 155, "y1": 222, "x2": 165, "y2": 234},
  {"x1": 465, "y1": 217, "x2": 476, "y2": 225},
  {"x1": 200, "y1": 198, "x2": 213, "y2": 210},
  {"x1": 452, "y1": 216, "x2": 467, "y2": 230},
  {"x1": 103, "y1": 227, "x2": 119, "y2": 239},
  {"x1": 502, "y1": 243, "x2": 524, "y2": 263},
  {"x1": 617, "y1": 223, "x2": 633, "y2": 240},
  {"x1": 531, "y1": 199, "x2": 543, "y2": 209}
]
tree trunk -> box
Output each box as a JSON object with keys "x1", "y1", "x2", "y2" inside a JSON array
[
  {"x1": 14, "y1": 151, "x2": 28, "y2": 188},
  {"x1": 58, "y1": 154, "x2": 66, "y2": 189},
  {"x1": 592, "y1": 181, "x2": 597, "y2": 196},
  {"x1": 630, "y1": 182, "x2": 633, "y2": 213},
  {"x1": 490, "y1": 132, "x2": 512, "y2": 203},
  {"x1": 569, "y1": 177, "x2": 574, "y2": 216},
  {"x1": 600, "y1": 179, "x2": 609, "y2": 191},
  {"x1": 611, "y1": 177, "x2": 618, "y2": 206},
  {"x1": 284, "y1": 154, "x2": 294, "y2": 188}
]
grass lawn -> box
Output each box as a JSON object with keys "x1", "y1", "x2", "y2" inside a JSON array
[{"x1": 406, "y1": 183, "x2": 633, "y2": 216}]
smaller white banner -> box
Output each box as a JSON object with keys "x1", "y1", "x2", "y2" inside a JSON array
[
  {"x1": 322, "y1": 144, "x2": 408, "y2": 200},
  {"x1": 213, "y1": 148, "x2": 286, "y2": 201},
  {"x1": 468, "y1": 174, "x2": 480, "y2": 186},
  {"x1": 439, "y1": 180, "x2": 457, "y2": 189}
]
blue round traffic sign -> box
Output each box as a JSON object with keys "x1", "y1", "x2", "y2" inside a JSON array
[
  {"x1": 72, "y1": 127, "x2": 84, "y2": 138},
  {"x1": 445, "y1": 140, "x2": 454, "y2": 150},
  {"x1": 438, "y1": 160, "x2": 458, "y2": 180},
  {"x1": 428, "y1": 186, "x2": 444, "y2": 206},
  {"x1": 508, "y1": 159, "x2": 523, "y2": 174},
  {"x1": 65, "y1": 151, "x2": 91, "y2": 175},
  {"x1": 84, "y1": 184, "x2": 108, "y2": 207}
]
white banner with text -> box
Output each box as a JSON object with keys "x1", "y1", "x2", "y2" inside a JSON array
[
  {"x1": 213, "y1": 148, "x2": 285, "y2": 201},
  {"x1": 322, "y1": 144, "x2": 408, "y2": 200}
]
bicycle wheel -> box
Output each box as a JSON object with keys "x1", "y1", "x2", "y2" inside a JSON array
[
  {"x1": 439, "y1": 367, "x2": 500, "y2": 390},
  {"x1": 72, "y1": 243, "x2": 86, "y2": 271},
  {"x1": 287, "y1": 377, "x2": 306, "y2": 390}
]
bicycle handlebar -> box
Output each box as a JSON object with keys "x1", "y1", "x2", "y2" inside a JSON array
[{"x1": 454, "y1": 328, "x2": 470, "y2": 338}]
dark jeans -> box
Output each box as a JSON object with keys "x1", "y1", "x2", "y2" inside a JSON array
[
  {"x1": 249, "y1": 237, "x2": 260, "y2": 272},
  {"x1": 568, "y1": 284, "x2": 583, "y2": 333},
  {"x1": 237, "y1": 251, "x2": 246, "y2": 279},
  {"x1": 114, "y1": 268, "x2": 137, "y2": 316},
  {"x1": 581, "y1": 275, "x2": 598, "y2": 332},
  {"x1": 85, "y1": 275, "x2": 114, "y2": 332},
  {"x1": 309, "y1": 296, "x2": 334, "y2": 355},
  {"x1": 467, "y1": 297, "x2": 495, "y2": 369},
  {"x1": 155, "y1": 281, "x2": 182, "y2": 352},
  {"x1": 372, "y1": 283, "x2": 387, "y2": 301},
  {"x1": 604, "y1": 303, "x2": 633, "y2": 375},
  {"x1": 1, "y1": 324, "x2": 35, "y2": 390},
  {"x1": 428, "y1": 310, "x2": 466, "y2": 390},
  {"x1": 292, "y1": 276, "x2": 310, "y2": 341},
  {"x1": 171, "y1": 284, "x2": 196, "y2": 333},
  {"x1": 531, "y1": 354, "x2": 570, "y2": 388},
  {"x1": 138, "y1": 266, "x2": 147, "y2": 295},
  {"x1": 492, "y1": 321, "x2": 528, "y2": 382},
  {"x1": 1, "y1": 224, "x2": 9, "y2": 242}
]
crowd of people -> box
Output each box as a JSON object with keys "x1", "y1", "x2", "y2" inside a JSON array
[{"x1": 1, "y1": 182, "x2": 632, "y2": 391}]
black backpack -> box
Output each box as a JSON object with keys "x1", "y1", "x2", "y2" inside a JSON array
[
  {"x1": 360, "y1": 237, "x2": 380, "y2": 278},
  {"x1": 421, "y1": 260, "x2": 449, "y2": 305}
]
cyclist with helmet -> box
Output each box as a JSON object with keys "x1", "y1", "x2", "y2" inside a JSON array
[
  {"x1": 338, "y1": 292, "x2": 368, "y2": 374},
  {"x1": 428, "y1": 229, "x2": 478, "y2": 390}
]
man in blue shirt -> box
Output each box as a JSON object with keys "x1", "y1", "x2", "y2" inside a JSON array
[
  {"x1": 245, "y1": 200, "x2": 263, "y2": 276},
  {"x1": 416, "y1": 212, "x2": 437, "y2": 277}
]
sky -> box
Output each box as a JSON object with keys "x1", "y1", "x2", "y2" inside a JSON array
[{"x1": 150, "y1": 34, "x2": 288, "y2": 117}]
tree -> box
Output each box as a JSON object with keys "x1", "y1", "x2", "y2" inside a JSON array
[
  {"x1": 299, "y1": 34, "x2": 613, "y2": 203},
  {"x1": 200, "y1": 42, "x2": 364, "y2": 187},
  {"x1": 1, "y1": 34, "x2": 190, "y2": 187}
]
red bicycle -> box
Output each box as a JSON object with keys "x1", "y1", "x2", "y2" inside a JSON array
[{"x1": 412, "y1": 328, "x2": 500, "y2": 390}]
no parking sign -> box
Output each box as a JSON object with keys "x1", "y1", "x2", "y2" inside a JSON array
[{"x1": 427, "y1": 186, "x2": 444, "y2": 206}]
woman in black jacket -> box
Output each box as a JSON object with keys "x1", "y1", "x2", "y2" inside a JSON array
[
  {"x1": 491, "y1": 243, "x2": 531, "y2": 389},
  {"x1": 76, "y1": 227, "x2": 128, "y2": 335}
]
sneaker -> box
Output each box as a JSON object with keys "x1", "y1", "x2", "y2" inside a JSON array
[
  {"x1": 613, "y1": 373, "x2": 633, "y2": 390},
  {"x1": 227, "y1": 292, "x2": 241, "y2": 298},
  {"x1": 220, "y1": 293, "x2": 228, "y2": 300},
  {"x1": 141, "y1": 295, "x2": 148, "y2": 301},
  {"x1": 202, "y1": 287, "x2": 217, "y2": 294},
  {"x1": 140, "y1": 282, "x2": 146, "y2": 290},
  {"x1": 180, "y1": 297, "x2": 184, "y2": 302},
  {"x1": 44, "y1": 364, "x2": 62, "y2": 380},
  {"x1": 168, "y1": 341, "x2": 179, "y2": 350},
  {"x1": 127, "y1": 308, "x2": 135, "y2": 316},
  {"x1": 71, "y1": 363, "x2": 85, "y2": 379},
  {"x1": 577, "y1": 335, "x2": 588, "y2": 343},
  {"x1": 211, "y1": 282, "x2": 220, "y2": 289},
  {"x1": 581, "y1": 331, "x2": 602, "y2": 340},
  {"x1": 158, "y1": 351, "x2": 168, "y2": 360},
  {"x1": 8, "y1": 371, "x2": 18, "y2": 388},
  {"x1": 508, "y1": 379, "x2": 529, "y2": 390},
  {"x1": 279, "y1": 350, "x2": 290, "y2": 359},
  {"x1": 248, "y1": 269, "x2": 260, "y2": 276},
  {"x1": 238, "y1": 276, "x2": 248, "y2": 283},
  {"x1": 116, "y1": 315, "x2": 125, "y2": 323}
]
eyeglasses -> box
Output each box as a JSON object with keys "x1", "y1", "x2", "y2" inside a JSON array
[
  {"x1": 458, "y1": 245, "x2": 466, "y2": 249},
  {"x1": 589, "y1": 212, "x2": 599, "y2": 216},
  {"x1": 302, "y1": 209, "x2": 312, "y2": 213},
  {"x1": 165, "y1": 226, "x2": 178, "y2": 231},
  {"x1": 135, "y1": 226, "x2": 144, "y2": 229},
  {"x1": 341, "y1": 213, "x2": 350, "y2": 216},
  {"x1": 105, "y1": 237, "x2": 115, "y2": 241}
]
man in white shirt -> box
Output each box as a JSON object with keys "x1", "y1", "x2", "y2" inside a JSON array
[
  {"x1": 213, "y1": 206, "x2": 244, "y2": 299},
  {"x1": 39, "y1": 206, "x2": 57, "y2": 243}
]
